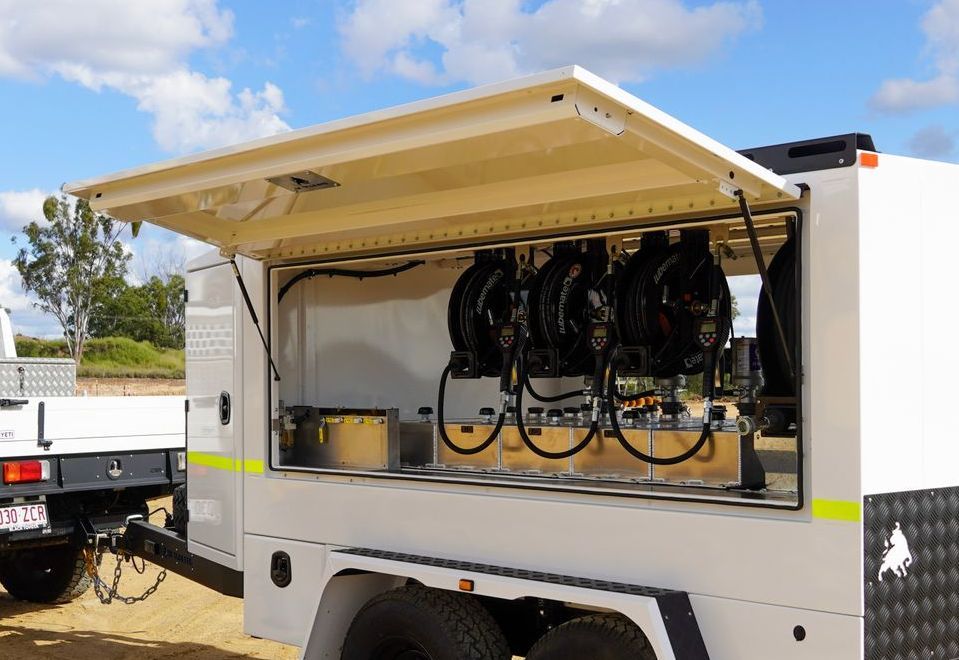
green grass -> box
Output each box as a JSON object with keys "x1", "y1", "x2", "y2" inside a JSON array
[{"x1": 15, "y1": 336, "x2": 185, "y2": 379}]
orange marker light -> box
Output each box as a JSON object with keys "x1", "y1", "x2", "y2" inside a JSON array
[
  {"x1": 458, "y1": 579, "x2": 475, "y2": 592},
  {"x1": 860, "y1": 152, "x2": 879, "y2": 168}
]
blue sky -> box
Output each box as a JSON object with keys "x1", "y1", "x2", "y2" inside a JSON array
[{"x1": 0, "y1": 0, "x2": 957, "y2": 336}]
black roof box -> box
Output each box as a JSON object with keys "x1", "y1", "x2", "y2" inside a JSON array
[{"x1": 738, "y1": 133, "x2": 877, "y2": 175}]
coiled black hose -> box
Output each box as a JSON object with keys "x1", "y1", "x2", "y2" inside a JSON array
[
  {"x1": 436, "y1": 363, "x2": 505, "y2": 455},
  {"x1": 604, "y1": 352, "x2": 711, "y2": 466},
  {"x1": 514, "y1": 356, "x2": 599, "y2": 459}
]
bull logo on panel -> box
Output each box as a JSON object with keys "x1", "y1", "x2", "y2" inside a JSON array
[{"x1": 878, "y1": 522, "x2": 914, "y2": 582}]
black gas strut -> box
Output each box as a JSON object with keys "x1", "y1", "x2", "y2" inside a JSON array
[
  {"x1": 736, "y1": 190, "x2": 794, "y2": 380},
  {"x1": 231, "y1": 259, "x2": 281, "y2": 382}
]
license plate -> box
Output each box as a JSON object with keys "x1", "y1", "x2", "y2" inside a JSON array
[{"x1": 0, "y1": 502, "x2": 48, "y2": 532}]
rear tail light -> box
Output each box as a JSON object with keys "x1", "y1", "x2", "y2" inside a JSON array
[{"x1": 3, "y1": 460, "x2": 50, "y2": 485}]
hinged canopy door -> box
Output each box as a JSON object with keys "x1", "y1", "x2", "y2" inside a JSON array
[{"x1": 64, "y1": 67, "x2": 800, "y2": 261}]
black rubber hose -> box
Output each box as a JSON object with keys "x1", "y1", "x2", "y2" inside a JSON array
[
  {"x1": 278, "y1": 260, "x2": 424, "y2": 302},
  {"x1": 523, "y1": 372, "x2": 584, "y2": 403},
  {"x1": 605, "y1": 358, "x2": 711, "y2": 466},
  {"x1": 436, "y1": 364, "x2": 504, "y2": 455},
  {"x1": 514, "y1": 358, "x2": 598, "y2": 459}
]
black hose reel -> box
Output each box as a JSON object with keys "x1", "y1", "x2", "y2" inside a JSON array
[
  {"x1": 447, "y1": 249, "x2": 517, "y2": 379},
  {"x1": 756, "y1": 234, "x2": 796, "y2": 396},
  {"x1": 439, "y1": 232, "x2": 734, "y2": 465},
  {"x1": 589, "y1": 229, "x2": 732, "y2": 465},
  {"x1": 614, "y1": 229, "x2": 732, "y2": 379},
  {"x1": 439, "y1": 249, "x2": 520, "y2": 456},
  {"x1": 526, "y1": 239, "x2": 609, "y2": 379},
  {"x1": 756, "y1": 234, "x2": 797, "y2": 435}
]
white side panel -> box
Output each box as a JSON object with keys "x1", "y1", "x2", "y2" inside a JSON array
[
  {"x1": 0, "y1": 396, "x2": 183, "y2": 457},
  {"x1": 858, "y1": 155, "x2": 959, "y2": 493},
  {"x1": 186, "y1": 260, "x2": 243, "y2": 568},
  {"x1": 244, "y1": 535, "x2": 862, "y2": 659},
  {"x1": 691, "y1": 594, "x2": 862, "y2": 659},
  {"x1": 245, "y1": 476, "x2": 862, "y2": 617},
  {"x1": 244, "y1": 533, "x2": 330, "y2": 646},
  {"x1": 785, "y1": 165, "x2": 863, "y2": 518}
]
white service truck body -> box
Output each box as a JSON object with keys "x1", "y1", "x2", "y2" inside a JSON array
[{"x1": 64, "y1": 67, "x2": 959, "y2": 659}]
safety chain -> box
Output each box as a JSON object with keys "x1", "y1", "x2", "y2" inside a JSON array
[{"x1": 83, "y1": 542, "x2": 167, "y2": 605}]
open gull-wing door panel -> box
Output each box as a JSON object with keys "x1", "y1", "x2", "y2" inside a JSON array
[{"x1": 63, "y1": 66, "x2": 799, "y2": 260}]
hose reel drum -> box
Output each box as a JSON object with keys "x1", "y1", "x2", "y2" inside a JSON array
[
  {"x1": 614, "y1": 229, "x2": 732, "y2": 379},
  {"x1": 447, "y1": 249, "x2": 516, "y2": 379},
  {"x1": 526, "y1": 239, "x2": 609, "y2": 378},
  {"x1": 445, "y1": 231, "x2": 734, "y2": 386}
]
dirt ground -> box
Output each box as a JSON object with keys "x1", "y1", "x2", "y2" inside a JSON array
[
  {"x1": 75, "y1": 378, "x2": 186, "y2": 396},
  {"x1": 0, "y1": 500, "x2": 297, "y2": 660}
]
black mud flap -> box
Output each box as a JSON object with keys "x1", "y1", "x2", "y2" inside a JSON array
[{"x1": 123, "y1": 520, "x2": 243, "y2": 597}]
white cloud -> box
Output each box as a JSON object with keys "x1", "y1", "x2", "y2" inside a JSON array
[
  {"x1": 907, "y1": 124, "x2": 956, "y2": 160},
  {"x1": 0, "y1": 189, "x2": 49, "y2": 231},
  {"x1": 871, "y1": 0, "x2": 959, "y2": 114},
  {"x1": 872, "y1": 75, "x2": 959, "y2": 114},
  {"x1": 0, "y1": 0, "x2": 233, "y2": 79},
  {"x1": 0, "y1": 259, "x2": 61, "y2": 338},
  {"x1": 129, "y1": 72, "x2": 288, "y2": 153},
  {"x1": 0, "y1": 0, "x2": 289, "y2": 152},
  {"x1": 339, "y1": 0, "x2": 761, "y2": 86}
]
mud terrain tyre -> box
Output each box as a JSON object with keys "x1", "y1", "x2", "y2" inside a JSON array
[
  {"x1": 526, "y1": 613, "x2": 656, "y2": 660},
  {"x1": 341, "y1": 584, "x2": 510, "y2": 660},
  {"x1": 172, "y1": 484, "x2": 188, "y2": 535},
  {"x1": 0, "y1": 545, "x2": 93, "y2": 604}
]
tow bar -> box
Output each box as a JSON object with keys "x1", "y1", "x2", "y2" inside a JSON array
[{"x1": 78, "y1": 514, "x2": 244, "y2": 603}]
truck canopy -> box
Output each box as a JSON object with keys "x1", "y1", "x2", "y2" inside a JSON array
[{"x1": 63, "y1": 66, "x2": 800, "y2": 260}]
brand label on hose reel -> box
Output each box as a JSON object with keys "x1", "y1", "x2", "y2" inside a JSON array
[
  {"x1": 474, "y1": 269, "x2": 504, "y2": 314},
  {"x1": 556, "y1": 264, "x2": 582, "y2": 335}
]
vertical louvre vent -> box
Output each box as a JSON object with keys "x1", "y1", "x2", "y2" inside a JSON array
[{"x1": 267, "y1": 171, "x2": 340, "y2": 193}]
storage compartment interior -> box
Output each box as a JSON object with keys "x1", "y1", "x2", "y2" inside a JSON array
[{"x1": 269, "y1": 213, "x2": 801, "y2": 507}]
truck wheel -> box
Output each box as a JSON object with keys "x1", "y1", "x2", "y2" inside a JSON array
[
  {"x1": 526, "y1": 613, "x2": 656, "y2": 660},
  {"x1": 341, "y1": 585, "x2": 510, "y2": 660},
  {"x1": 172, "y1": 484, "x2": 188, "y2": 534},
  {"x1": 0, "y1": 545, "x2": 93, "y2": 604}
]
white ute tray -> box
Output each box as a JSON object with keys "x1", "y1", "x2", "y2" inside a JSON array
[{"x1": 0, "y1": 396, "x2": 184, "y2": 458}]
